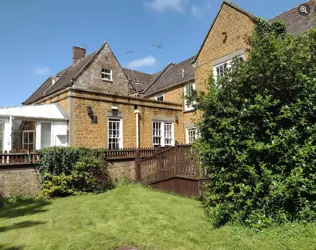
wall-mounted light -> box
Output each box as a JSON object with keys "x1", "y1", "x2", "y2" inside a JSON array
[{"x1": 87, "y1": 105, "x2": 98, "y2": 124}]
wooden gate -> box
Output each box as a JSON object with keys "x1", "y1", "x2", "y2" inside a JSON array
[{"x1": 136, "y1": 145, "x2": 207, "y2": 197}]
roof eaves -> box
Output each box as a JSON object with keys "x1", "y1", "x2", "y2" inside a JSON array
[{"x1": 22, "y1": 77, "x2": 52, "y2": 105}]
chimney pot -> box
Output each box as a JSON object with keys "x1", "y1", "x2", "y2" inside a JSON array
[{"x1": 72, "y1": 46, "x2": 86, "y2": 64}]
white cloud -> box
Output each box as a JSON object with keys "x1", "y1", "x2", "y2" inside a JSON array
[
  {"x1": 191, "y1": 5, "x2": 202, "y2": 19},
  {"x1": 146, "y1": 0, "x2": 187, "y2": 13},
  {"x1": 33, "y1": 66, "x2": 51, "y2": 76},
  {"x1": 127, "y1": 56, "x2": 157, "y2": 69}
]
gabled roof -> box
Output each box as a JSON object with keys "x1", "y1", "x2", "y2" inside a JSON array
[
  {"x1": 24, "y1": 43, "x2": 106, "y2": 105},
  {"x1": 122, "y1": 68, "x2": 153, "y2": 92},
  {"x1": 144, "y1": 56, "x2": 196, "y2": 96},
  {"x1": 269, "y1": 0, "x2": 316, "y2": 34},
  {"x1": 192, "y1": 0, "x2": 257, "y2": 64}
]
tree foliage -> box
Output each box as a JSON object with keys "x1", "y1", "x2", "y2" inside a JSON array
[{"x1": 197, "y1": 19, "x2": 316, "y2": 229}]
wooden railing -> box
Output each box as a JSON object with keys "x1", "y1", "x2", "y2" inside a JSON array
[
  {"x1": 0, "y1": 152, "x2": 38, "y2": 165},
  {"x1": 137, "y1": 145, "x2": 201, "y2": 183},
  {"x1": 0, "y1": 147, "x2": 160, "y2": 165},
  {"x1": 105, "y1": 148, "x2": 158, "y2": 160}
]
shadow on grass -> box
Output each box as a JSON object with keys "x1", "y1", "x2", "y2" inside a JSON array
[
  {"x1": 0, "y1": 197, "x2": 51, "y2": 219},
  {"x1": 0, "y1": 244, "x2": 24, "y2": 250},
  {"x1": 0, "y1": 220, "x2": 46, "y2": 233}
]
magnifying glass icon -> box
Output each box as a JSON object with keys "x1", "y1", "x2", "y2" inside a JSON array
[{"x1": 300, "y1": 5, "x2": 308, "y2": 14}]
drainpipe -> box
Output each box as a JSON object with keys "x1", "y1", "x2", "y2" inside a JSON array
[
  {"x1": 8, "y1": 116, "x2": 12, "y2": 152},
  {"x1": 134, "y1": 109, "x2": 140, "y2": 148}
]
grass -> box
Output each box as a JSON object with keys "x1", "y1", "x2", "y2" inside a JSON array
[{"x1": 0, "y1": 185, "x2": 316, "y2": 250}]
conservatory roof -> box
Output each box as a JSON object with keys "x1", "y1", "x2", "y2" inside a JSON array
[{"x1": 0, "y1": 103, "x2": 68, "y2": 120}]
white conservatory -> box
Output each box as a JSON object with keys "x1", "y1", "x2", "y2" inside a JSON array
[{"x1": 0, "y1": 104, "x2": 68, "y2": 152}]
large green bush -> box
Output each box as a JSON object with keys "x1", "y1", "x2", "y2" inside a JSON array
[
  {"x1": 197, "y1": 20, "x2": 316, "y2": 229},
  {"x1": 37, "y1": 147, "x2": 111, "y2": 197}
]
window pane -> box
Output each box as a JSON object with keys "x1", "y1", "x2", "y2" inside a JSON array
[
  {"x1": 108, "y1": 119, "x2": 121, "y2": 149},
  {"x1": 153, "y1": 122, "x2": 162, "y2": 146}
]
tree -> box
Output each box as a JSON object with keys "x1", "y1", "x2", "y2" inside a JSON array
[{"x1": 197, "y1": 19, "x2": 316, "y2": 229}]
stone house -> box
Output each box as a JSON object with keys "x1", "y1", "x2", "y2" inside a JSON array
[{"x1": 1, "y1": 0, "x2": 314, "y2": 152}]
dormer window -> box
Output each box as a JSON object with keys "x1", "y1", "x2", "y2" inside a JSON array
[
  {"x1": 101, "y1": 68, "x2": 112, "y2": 81},
  {"x1": 52, "y1": 76, "x2": 60, "y2": 85}
]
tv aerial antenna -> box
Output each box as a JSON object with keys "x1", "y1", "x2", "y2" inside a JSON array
[
  {"x1": 124, "y1": 49, "x2": 137, "y2": 93},
  {"x1": 151, "y1": 42, "x2": 163, "y2": 55},
  {"x1": 125, "y1": 49, "x2": 134, "y2": 55}
]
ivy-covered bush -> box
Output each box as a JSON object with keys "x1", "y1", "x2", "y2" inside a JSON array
[
  {"x1": 197, "y1": 20, "x2": 316, "y2": 229},
  {"x1": 37, "y1": 147, "x2": 111, "y2": 197}
]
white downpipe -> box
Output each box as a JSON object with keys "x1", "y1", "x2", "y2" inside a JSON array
[
  {"x1": 8, "y1": 116, "x2": 12, "y2": 151},
  {"x1": 135, "y1": 110, "x2": 140, "y2": 148}
]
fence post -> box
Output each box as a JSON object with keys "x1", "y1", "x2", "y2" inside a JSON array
[{"x1": 135, "y1": 148, "x2": 141, "y2": 182}]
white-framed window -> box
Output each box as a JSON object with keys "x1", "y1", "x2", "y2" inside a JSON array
[
  {"x1": 184, "y1": 83, "x2": 196, "y2": 111},
  {"x1": 107, "y1": 118, "x2": 123, "y2": 149},
  {"x1": 164, "y1": 123, "x2": 173, "y2": 146},
  {"x1": 213, "y1": 55, "x2": 245, "y2": 84},
  {"x1": 156, "y1": 94, "x2": 164, "y2": 102},
  {"x1": 213, "y1": 61, "x2": 231, "y2": 84},
  {"x1": 101, "y1": 68, "x2": 112, "y2": 81},
  {"x1": 22, "y1": 130, "x2": 35, "y2": 152},
  {"x1": 0, "y1": 122, "x2": 4, "y2": 152},
  {"x1": 153, "y1": 122, "x2": 162, "y2": 146},
  {"x1": 152, "y1": 121, "x2": 174, "y2": 147},
  {"x1": 186, "y1": 128, "x2": 198, "y2": 144}
]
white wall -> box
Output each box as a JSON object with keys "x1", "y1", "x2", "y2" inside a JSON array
[
  {"x1": 36, "y1": 121, "x2": 68, "y2": 149},
  {"x1": 1, "y1": 118, "x2": 12, "y2": 152}
]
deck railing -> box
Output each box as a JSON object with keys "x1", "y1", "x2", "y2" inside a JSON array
[
  {"x1": 0, "y1": 147, "x2": 160, "y2": 165},
  {"x1": 0, "y1": 152, "x2": 38, "y2": 165}
]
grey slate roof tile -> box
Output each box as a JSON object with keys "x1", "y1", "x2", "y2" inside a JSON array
[
  {"x1": 269, "y1": 0, "x2": 316, "y2": 34},
  {"x1": 24, "y1": 1, "x2": 316, "y2": 104},
  {"x1": 24, "y1": 52, "x2": 97, "y2": 104},
  {"x1": 144, "y1": 56, "x2": 196, "y2": 96}
]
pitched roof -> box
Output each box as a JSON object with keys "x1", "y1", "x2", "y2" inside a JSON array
[
  {"x1": 23, "y1": 45, "x2": 102, "y2": 104},
  {"x1": 122, "y1": 68, "x2": 153, "y2": 92},
  {"x1": 24, "y1": 1, "x2": 316, "y2": 103},
  {"x1": 144, "y1": 56, "x2": 196, "y2": 96},
  {"x1": 192, "y1": 0, "x2": 257, "y2": 64},
  {"x1": 269, "y1": 0, "x2": 316, "y2": 34}
]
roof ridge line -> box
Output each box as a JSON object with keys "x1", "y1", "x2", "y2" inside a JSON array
[
  {"x1": 269, "y1": 0, "x2": 310, "y2": 21},
  {"x1": 143, "y1": 63, "x2": 175, "y2": 94},
  {"x1": 72, "y1": 42, "x2": 107, "y2": 82}
]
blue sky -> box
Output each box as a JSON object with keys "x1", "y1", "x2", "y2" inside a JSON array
[{"x1": 0, "y1": 0, "x2": 305, "y2": 106}]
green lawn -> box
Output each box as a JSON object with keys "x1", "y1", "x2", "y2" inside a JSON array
[{"x1": 1, "y1": 185, "x2": 316, "y2": 250}]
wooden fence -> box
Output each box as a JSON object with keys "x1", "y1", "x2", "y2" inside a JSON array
[
  {"x1": 1, "y1": 146, "x2": 208, "y2": 197},
  {"x1": 136, "y1": 145, "x2": 201, "y2": 183},
  {"x1": 136, "y1": 145, "x2": 207, "y2": 197},
  {"x1": 0, "y1": 148, "x2": 159, "y2": 165}
]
